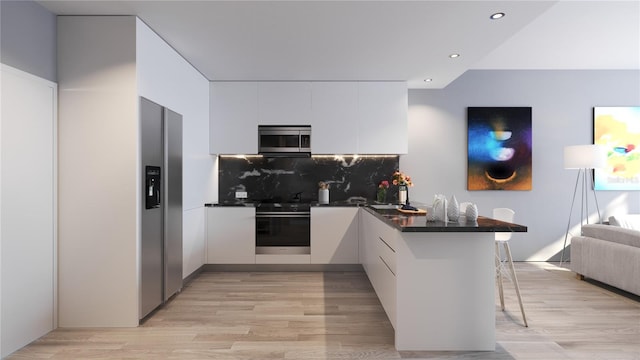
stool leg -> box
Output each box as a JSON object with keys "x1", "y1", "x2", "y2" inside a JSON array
[
  {"x1": 495, "y1": 241, "x2": 505, "y2": 311},
  {"x1": 503, "y1": 241, "x2": 528, "y2": 327}
]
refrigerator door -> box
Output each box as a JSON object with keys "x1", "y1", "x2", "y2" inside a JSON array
[
  {"x1": 163, "y1": 108, "x2": 183, "y2": 301},
  {"x1": 140, "y1": 97, "x2": 164, "y2": 319}
]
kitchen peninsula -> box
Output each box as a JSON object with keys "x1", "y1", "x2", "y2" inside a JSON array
[
  {"x1": 361, "y1": 204, "x2": 527, "y2": 351},
  {"x1": 206, "y1": 201, "x2": 527, "y2": 351}
]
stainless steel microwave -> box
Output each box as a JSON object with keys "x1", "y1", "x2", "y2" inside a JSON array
[{"x1": 258, "y1": 125, "x2": 311, "y2": 156}]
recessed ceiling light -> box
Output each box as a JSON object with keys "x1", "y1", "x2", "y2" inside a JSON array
[
  {"x1": 490, "y1": 12, "x2": 505, "y2": 20},
  {"x1": 424, "y1": 78, "x2": 432, "y2": 82},
  {"x1": 449, "y1": 53, "x2": 460, "y2": 59}
]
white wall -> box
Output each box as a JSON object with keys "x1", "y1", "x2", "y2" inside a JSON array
[
  {"x1": 0, "y1": 0, "x2": 57, "y2": 82},
  {"x1": 0, "y1": 64, "x2": 57, "y2": 357},
  {"x1": 136, "y1": 19, "x2": 213, "y2": 278},
  {"x1": 404, "y1": 69, "x2": 640, "y2": 261},
  {"x1": 58, "y1": 16, "x2": 139, "y2": 327}
]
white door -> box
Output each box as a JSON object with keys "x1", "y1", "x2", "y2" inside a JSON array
[{"x1": 1, "y1": 65, "x2": 57, "y2": 357}]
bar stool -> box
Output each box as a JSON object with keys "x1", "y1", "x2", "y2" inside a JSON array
[{"x1": 494, "y1": 207, "x2": 528, "y2": 327}]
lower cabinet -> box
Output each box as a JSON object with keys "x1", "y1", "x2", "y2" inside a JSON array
[
  {"x1": 256, "y1": 254, "x2": 311, "y2": 264},
  {"x1": 359, "y1": 209, "x2": 397, "y2": 328},
  {"x1": 310, "y1": 207, "x2": 359, "y2": 264},
  {"x1": 206, "y1": 207, "x2": 256, "y2": 264}
]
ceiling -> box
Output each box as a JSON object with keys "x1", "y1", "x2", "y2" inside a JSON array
[{"x1": 39, "y1": 0, "x2": 640, "y2": 89}]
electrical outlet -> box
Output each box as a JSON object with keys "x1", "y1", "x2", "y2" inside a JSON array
[{"x1": 235, "y1": 191, "x2": 248, "y2": 199}]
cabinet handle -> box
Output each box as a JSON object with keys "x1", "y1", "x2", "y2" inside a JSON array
[
  {"x1": 378, "y1": 236, "x2": 395, "y2": 253},
  {"x1": 379, "y1": 256, "x2": 396, "y2": 276}
]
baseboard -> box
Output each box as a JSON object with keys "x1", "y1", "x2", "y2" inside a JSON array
[
  {"x1": 183, "y1": 264, "x2": 206, "y2": 285},
  {"x1": 202, "y1": 264, "x2": 364, "y2": 272}
]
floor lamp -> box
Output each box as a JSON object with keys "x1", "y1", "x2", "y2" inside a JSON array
[{"x1": 561, "y1": 144, "x2": 607, "y2": 265}]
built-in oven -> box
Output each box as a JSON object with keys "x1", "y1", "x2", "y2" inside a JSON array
[{"x1": 255, "y1": 203, "x2": 310, "y2": 254}]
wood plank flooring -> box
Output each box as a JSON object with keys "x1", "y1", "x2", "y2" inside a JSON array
[{"x1": 7, "y1": 262, "x2": 640, "y2": 359}]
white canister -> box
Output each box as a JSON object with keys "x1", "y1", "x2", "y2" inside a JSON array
[{"x1": 318, "y1": 189, "x2": 329, "y2": 204}]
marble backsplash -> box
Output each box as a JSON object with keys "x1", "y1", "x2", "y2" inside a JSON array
[{"x1": 219, "y1": 156, "x2": 400, "y2": 203}]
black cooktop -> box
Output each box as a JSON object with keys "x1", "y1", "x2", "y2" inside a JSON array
[{"x1": 255, "y1": 201, "x2": 310, "y2": 212}]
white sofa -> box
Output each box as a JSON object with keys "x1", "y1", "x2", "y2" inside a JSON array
[{"x1": 570, "y1": 216, "x2": 640, "y2": 296}]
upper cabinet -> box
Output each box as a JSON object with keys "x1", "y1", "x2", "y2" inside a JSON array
[
  {"x1": 357, "y1": 82, "x2": 408, "y2": 154},
  {"x1": 209, "y1": 82, "x2": 258, "y2": 154},
  {"x1": 258, "y1": 82, "x2": 312, "y2": 125},
  {"x1": 311, "y1": 82, "x2": 359, "y2": 154},
  {"x1": 209, "y1": 81, "x2": 407, "y2": 155}
]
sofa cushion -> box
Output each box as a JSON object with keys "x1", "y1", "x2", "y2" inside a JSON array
[
  {"x1": 581, "y1": 224, "x2": 640, "y2": 248},
  {"x1": 608, "y1": 214, "x2": 640, "y2": 230}
]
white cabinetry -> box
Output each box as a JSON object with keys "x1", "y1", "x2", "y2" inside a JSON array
[
  {"x1": 255, "y1": 254, "x2": 310, "y2": 264},
  {"x1": 206, "y1": 207, "x2": 256, "y2": 264},
  {"x1": 311, "y1": 82, "x2": 359, "y2": 154},
  {"x1": 359, "y1": 209, "x2": 397, "y2": 328},
  {"x1": 258, "y1": 82, "x2": 312, "y2": 125},
  {"x1": 360, "y1": 207, "x2": 496, "y2": 351},
  {"x1": 1, "y1": 65, "x2": 57, "y2": 357},
  {"x1": 357, "y1": 82, "x2": 408, "y2": 154},
  {"x1": 209, "y1": 81, "x2": 407, "y2": 154},
  {"x1": 209, "y1": 82, "x2": 258, "y2": 154},
  {"x1": 310, "y1": 207, "x2": 359, "y2": 264}
]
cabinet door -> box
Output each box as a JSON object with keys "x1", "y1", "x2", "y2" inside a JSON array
[
  {"x1": 258, "y1": 82, "x2": 312, "y2": 125},
  {"x1": 206, "y1": 207, "x2": 256, "y2": 264},
  {"x1": 357, "y1": 82, "x2": 408, "y2": 154},
  {"x1": 359, "y1": 209, "x2": 374, "y2": 272},
  {"x1": 311, "y1": 82, "x2": 359, "y2": 154},
  {"x1": 311, "y1": 207, "x2": 359, "y2": 264},
  {"x1": 359, "y1": 209, "x2": 397, "y2": 327},
  {"x1": 209, "y1": 82, "x2": 258, "y2": 154}
]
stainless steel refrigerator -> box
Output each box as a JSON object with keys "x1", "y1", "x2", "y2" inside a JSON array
[{"x1": 140, "y1": 97, "x2": 183, "y2": 320}]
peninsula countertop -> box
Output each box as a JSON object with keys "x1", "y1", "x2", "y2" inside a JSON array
[{"x1": 364, "y1": 204, "x2": 528, "y2": 233}]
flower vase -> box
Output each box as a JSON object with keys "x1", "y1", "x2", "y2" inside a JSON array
[
  {"x1": 398, "y1": 185, "x2": 408, "y2": 205},
  {"x1": 376, "y1": 189, "x2": 387, "y2": 203},
  {"x1": 318, "y1": 188, "x2": 329, "y2": 204}
]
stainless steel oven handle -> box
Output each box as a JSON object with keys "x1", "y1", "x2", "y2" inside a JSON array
[{"x1": 256, "y1": 212, "x2": 310, "y2": 217}]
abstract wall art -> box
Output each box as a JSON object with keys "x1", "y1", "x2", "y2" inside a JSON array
[
  {"x1": 594, "y1": 106, "x2": 640, "y2": 190},
  {"x1": 467, "y1": 107, "x2": 532, "y2": 190}
]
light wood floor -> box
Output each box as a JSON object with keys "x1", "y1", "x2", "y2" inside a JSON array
[{"x1": 7, "y1": 262, "x2": 640, "y2": 359}]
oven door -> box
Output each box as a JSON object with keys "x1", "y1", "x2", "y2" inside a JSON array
[{"x1": 255, "y1": 212, "x2": 310, "y2": 254}]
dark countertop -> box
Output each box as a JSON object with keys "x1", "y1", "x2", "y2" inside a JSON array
[
  {"x1": 364, "y1": 205, "x2": 528, "y2": 233},
  {"x1": 205, "y1": 200, "x2": 528, "y2": 233},
  {"x1": 205, "y1": 200, "x2": 368, "y2": 207},
  {"x1": 205, "y1": 201, "x2": 256, "y2": 207}
]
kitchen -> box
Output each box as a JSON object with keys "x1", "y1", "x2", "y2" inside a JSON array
[{"x1": 2, "y1": 1, "x2": 639, "y2": 358}]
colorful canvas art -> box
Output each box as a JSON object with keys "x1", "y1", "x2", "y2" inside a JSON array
[
  {"x1": 594, "y1": 106, "x2": 640, "y2": 190},
  {"x1": 467, "y1": 107, "x2": 532, "y2": 190}
]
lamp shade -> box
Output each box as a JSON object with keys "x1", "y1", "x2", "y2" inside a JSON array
[{"x1": 564, "y1": 144, "x2": 607, "y2": 169}]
